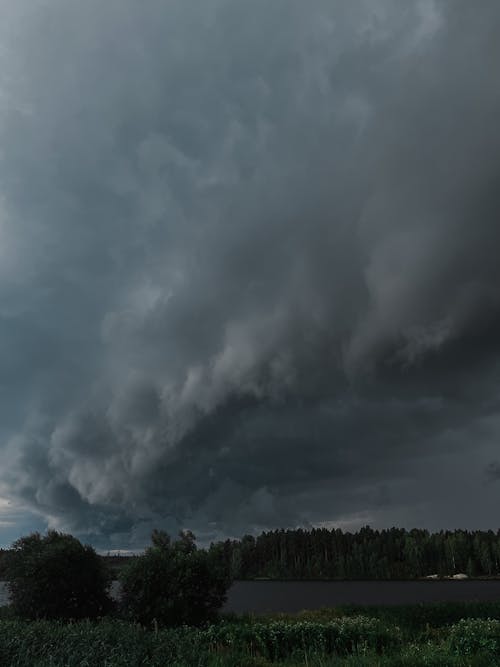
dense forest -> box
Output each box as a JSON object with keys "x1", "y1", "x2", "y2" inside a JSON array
[
  {"x1": 2, "y1": 526, "x2": 500, "y2": 580},
  {"x1": 212, "y1": 526, "x2": 500, "y2": 580}
]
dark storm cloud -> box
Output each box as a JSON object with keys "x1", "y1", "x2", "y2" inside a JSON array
[{"x1": 0, "y1": 0, "x2": 500, "y2": 546}]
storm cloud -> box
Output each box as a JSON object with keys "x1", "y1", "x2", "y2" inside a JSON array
[{"x1": 0, "y1": 0, "x2": 500, "y2": 547}]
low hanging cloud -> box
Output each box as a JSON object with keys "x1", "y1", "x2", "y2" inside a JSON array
[{"x1": 1, "y1": 0, "x2": 500, "y2": 547}]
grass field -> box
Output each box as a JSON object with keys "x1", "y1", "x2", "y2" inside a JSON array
[{"x1": 2, "y1": 602, "x2": 500, "y2": 665}]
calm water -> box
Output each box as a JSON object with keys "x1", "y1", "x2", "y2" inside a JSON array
[
  {"x1": 2, "y1": 580, "x2": 500, "y2": 613},
  {"x1": 224, "y1": 581, "x2": 500, "y2": 613}
]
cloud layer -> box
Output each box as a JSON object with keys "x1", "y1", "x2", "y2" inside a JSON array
[{"x1": 1, "y1": 0, "x2": 500, "y2": 546}]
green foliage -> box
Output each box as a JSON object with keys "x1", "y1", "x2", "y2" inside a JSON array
[
  {"x1": 218, "y1": 525, "x2": 500, "y2": 579},
  {"x1": 448, "y1": 618, "x2": 500, "y2": 656},
  {"x1": 119, "y1": 530, "x2": 232, "y2": 627},
  {"x1": 5, "y1": 603, "x2": 500, "y2": 666},
  {"x1": 204, "y1": 616, "x2": 402, "y2": 660},
  {"x1": 0, "y1": 616, "x2": 400, "y2": 666},
  {"x1": 0, "y1": 611, "x2": 498, "y2": 666},
  {"x1": 5, "y1": 530, "x2": 112, "y2": 621},
  {"x1": 0, "y1": 548, "x2": 8, "y2": 578},
  {"x1": 337, "y1": 601, "x2": 500, "y2": 634},
  {"x1": 242, "y1": 601, "x2": 500, "y2": 639}
]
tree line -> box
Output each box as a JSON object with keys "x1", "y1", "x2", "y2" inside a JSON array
[
  {"x1": 211, "y1": 526, "x2": 500, "y2": 579},
  {"x1": 2, "y1": 529, "x2": 231, "y2": 627},
  {"x1": 3, "y1": 525, "x2": 500, "y2": 587}
]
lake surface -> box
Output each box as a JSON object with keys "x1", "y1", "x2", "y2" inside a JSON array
[
  {"x1": 3, "y1": 580, "x2": 500, "y2": 613},
  {"x1": 224, "y1": 581, "x2": 500, "y2": 613}
]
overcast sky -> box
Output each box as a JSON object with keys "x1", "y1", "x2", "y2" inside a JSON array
[{"x1": 0, "y1": 0, "x2": 500, "y2": 549}]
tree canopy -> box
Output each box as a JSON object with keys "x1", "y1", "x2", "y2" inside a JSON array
[
  {"x1": 119, "y1": 530, "x2": 232, "y2": 627},
  {"x1": 6, "y1": 530, "x2": 112, "y2": 620},
  {"x1": 213, "y1": 526, "x2": 500, "y2": 580}
]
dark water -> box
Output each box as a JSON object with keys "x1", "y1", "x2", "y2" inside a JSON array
[
  {"x1": 223, "y1": 580, "x2": 500, "y2": 613},
  {"x1": 3, "y1": 580, "x2": 500, "y2": 613}
]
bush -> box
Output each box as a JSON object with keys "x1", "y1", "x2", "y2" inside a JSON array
[
  {"x1": 340, "y1": 601, "x2": 500, "y2": 633},
  {"x1": 120, "y1": 529, "x2": 231, "y2": 627},
  {"x1": 5, "y1": 530, "x2": 112, "y2": 620},
  {"x1": 448, "y1": 618, "x2": 500, "y2": 656}
]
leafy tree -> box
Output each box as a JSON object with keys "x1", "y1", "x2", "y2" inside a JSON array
[
  {"x1": 215, "y1": 526, "x2": 500, "y2": 580},
  {"x1": 120, "y1": 530, "x2": 232, "y2": 627},
  {"x1": 6, "y1": 530, "x2": 112, "y2": 620},
  {"x1": 0, "y1": 549, "x2": 8, "y2": 578}
]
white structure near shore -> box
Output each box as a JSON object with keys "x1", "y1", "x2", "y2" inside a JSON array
[{"x1": 424, "y1": 573, "x2": 468, "y2": 580}]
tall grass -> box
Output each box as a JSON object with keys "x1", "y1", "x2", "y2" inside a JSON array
[
  {"x1": 2, "y1": 601, "x2": 500, "y2": 666},
  {"x1": 0, "y1": 616, "x2": 400, "y2": 665}
]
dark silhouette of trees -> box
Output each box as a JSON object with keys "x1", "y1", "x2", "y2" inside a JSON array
[
  {"x1": 5, "y1": 531, "x2": 112, "y2": 620},
  {"x1": 5, "y1": 524, "x2": 500, "y2": 626},
  {"x1": 213, "y1": 526, "x2": 500, "y2": 580},
  {"x1": 119, "y1": 530, "x2": 232, "y2": 627}
]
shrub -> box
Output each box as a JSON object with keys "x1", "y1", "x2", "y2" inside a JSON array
[
  {"x1": 5, "y1": 530, "x2": 112, "y2": 620},
  {"x1": 448, "y1": 618, "x2": 500, "y2": 656},
  {"x1": 120, "y1": 529, "x2": 232, "y2": 627}
]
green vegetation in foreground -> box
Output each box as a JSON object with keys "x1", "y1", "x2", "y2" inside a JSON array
[{"x1": 2, "y1": 602, "x2": 500, "y2": 666}]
